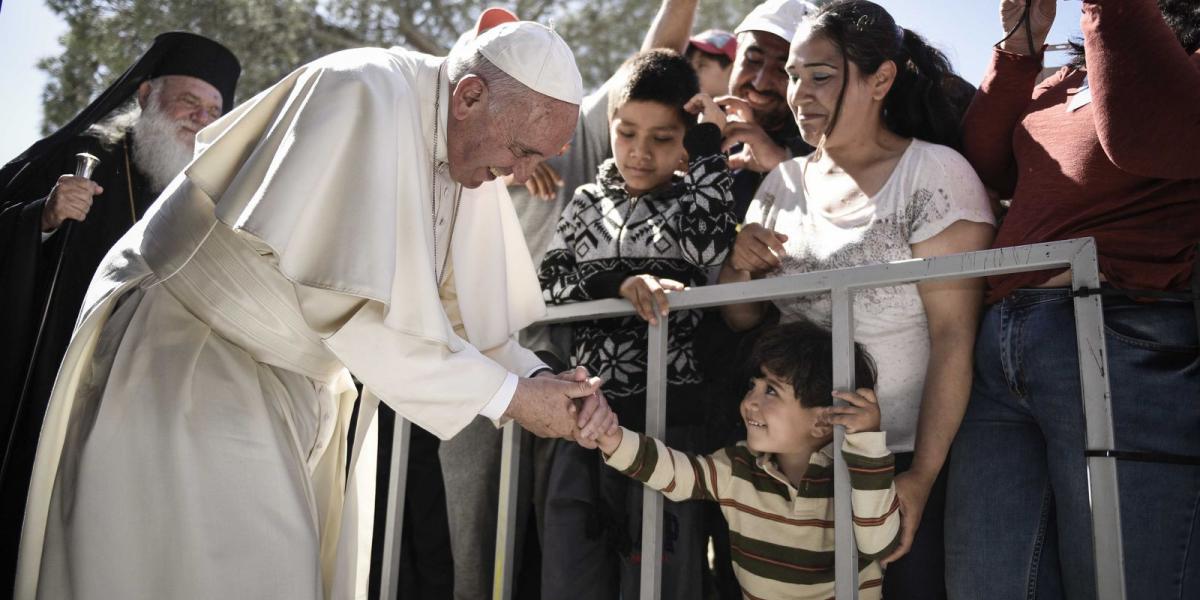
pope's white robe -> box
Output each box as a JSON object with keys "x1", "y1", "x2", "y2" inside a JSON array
[{"x1": 16, "y1": 47, "x2": 550, "y2": 600}]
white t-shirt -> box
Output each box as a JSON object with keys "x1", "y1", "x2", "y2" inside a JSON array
[{"x1": 745, "y1": 139, "x2": 995, "y2": 452}]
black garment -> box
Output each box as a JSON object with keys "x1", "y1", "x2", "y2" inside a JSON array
[{"x1": 0, "y1": 130, "x2": 155, "y2": 590}]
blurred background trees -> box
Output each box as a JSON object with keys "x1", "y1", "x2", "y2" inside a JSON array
[{"x1": 38, "y1": 0, "x2": 762, "y2": 131}]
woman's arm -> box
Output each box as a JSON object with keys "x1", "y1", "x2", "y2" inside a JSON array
[
  {"x1": 959, "y1": 50, "x2": 1045, "y2": 197},
  {"x1": 1083, "y1": 0, "x2": 1200, "y2": 179},
  {"x1": 717, "y1": 223, "x2": 789, "y2": 331},
  {"x1": 883, "y1": 219, "x2": 994, "y2": 564}
]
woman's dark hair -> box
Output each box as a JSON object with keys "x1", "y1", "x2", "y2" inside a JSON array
[
  {"x1": 1068, "y1": 0, "x2": 1200, "y2": 69},
  {"x1": 746, "y1": 319, "x2": 877, "y2": 409},
  {"x1": 607, "y1": 49, "x2": 700, "y2": 127},
  {"x1": 804, "y1": 0, "x2": 964, "y2": 148}
]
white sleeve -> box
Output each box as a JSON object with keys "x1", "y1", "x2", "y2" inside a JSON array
[
  {"x1": 906, "y1": 144, "x2": 996, "y2": 245},
  {"x1": 321, "y1": 298, "x2": 512, "y2": 441}
]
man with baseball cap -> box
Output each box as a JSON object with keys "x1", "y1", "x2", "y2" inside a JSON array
[
  {"x1": 15, "y1": 17, "x2": 616, "y2": 600},
  {"x1": 645, "y1": 0, "x2": 816, "y2": 216}
]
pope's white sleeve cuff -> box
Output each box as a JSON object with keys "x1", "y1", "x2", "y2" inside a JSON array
[
  {"x1": 41, "y1": 229, "x2": 58, "y2": 242},
  {"x1": 478, "y1": 372, "x2": 519, "y2": 420}
]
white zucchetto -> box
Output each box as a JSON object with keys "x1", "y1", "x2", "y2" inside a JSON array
[{"x1": 470, "y1": 21, "x2": 584, "y2": 106}]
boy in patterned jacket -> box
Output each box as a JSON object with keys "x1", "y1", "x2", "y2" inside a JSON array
[
  {"x1": 536, "y1": 49, "x2": 736, "y2": 598},
  {"x1": 586, "y1": 321, "x2": 901, "y2": 600}
]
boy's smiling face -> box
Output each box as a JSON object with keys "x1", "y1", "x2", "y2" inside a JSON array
[
  {"x1": 741, "y1": 367, "x2": 829, "y2": 455},
  {"x1": 609, "y1": 100, "x2": 688, "y2": 196}
]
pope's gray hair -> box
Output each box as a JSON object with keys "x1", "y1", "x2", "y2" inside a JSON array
[{"x1": 446, "y1": 48, "x2": 535, "y2": 112}]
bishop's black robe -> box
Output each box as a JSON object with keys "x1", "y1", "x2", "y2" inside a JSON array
[{"x1": 0, "y1": 128, "x2": 155, "y2": 589}]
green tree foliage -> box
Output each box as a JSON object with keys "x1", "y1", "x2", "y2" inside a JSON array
[{"x1": 39, "y1": 0, "x2": 762, "y2": 132}]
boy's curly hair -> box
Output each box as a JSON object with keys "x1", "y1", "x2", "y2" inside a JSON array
[
  {"x1": 746, "y1": 320, "x2": 877, "y2": 409},
  {"x1": 607, "y1": 49, "x2": 700, "y2": 127}
]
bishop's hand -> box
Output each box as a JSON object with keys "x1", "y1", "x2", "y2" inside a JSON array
[{"x1": 42, "y1": 174, "x2": 103, "y2": 232}]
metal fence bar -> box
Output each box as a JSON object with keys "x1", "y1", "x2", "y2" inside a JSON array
[
  {"x1": 538, "y1": 240, "x2": 1094, "y2": 324},
  {"x1": 830, "y1": 287, "x2": 860, "y2": 599},
  {"x1": 378, "y1": 416, "x2": 412, "y2": 600},
  {"x1": 493, "y1": 421, "x2": 523, "y2": 600},
  {"x1": 1069, "y1": 239, "x2": 1127, "y2": 600},
  {"x1": 376, "y1": 238, "x2": 1124, "y2": 599},
  {"x1": 639, "y1": 320, "x2": 669, "y2": 599}
]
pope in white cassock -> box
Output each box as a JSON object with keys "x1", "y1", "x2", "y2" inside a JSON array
[{"x1": 16, "y1": 21, "x2": 608, "y2": 600}]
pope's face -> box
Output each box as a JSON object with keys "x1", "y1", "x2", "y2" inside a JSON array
[{"x1": 446, "y1": 76, "x2": 577, "y2": 189}]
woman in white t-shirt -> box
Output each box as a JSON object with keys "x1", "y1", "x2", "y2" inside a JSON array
[{"x1": 719, "y1": 1, "x2": 995, "y2": 597}]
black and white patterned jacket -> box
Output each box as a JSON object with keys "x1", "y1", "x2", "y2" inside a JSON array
[{"x1": 538, "y1": 123, "x2": 736, "y2": 406}]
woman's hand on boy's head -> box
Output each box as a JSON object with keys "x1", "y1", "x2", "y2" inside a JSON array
[
  {"x1": 619, "y1": 274, "x2": 686, "y2": 325},
  {"x1": 824, "y1": 388, "x2": 882, "y2": 434},
  {"x1": 685, "y1": 93, "x2": 726, "y2": 132}
]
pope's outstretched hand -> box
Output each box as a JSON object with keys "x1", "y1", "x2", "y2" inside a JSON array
[{"x1": 506, "y1": 367, "x2": 605, "y2": 440}]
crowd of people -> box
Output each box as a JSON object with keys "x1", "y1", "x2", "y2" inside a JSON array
[{"x1": 0, "y1": 0, "x2": 1196, "y2": 599}]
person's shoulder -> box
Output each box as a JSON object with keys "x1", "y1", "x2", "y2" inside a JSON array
[
  {"x1": 308, "y1": 47, "x2": 407, "y2": 72},
  {"x1": 296, "y1": 47, "x2": 433, "y2": 111},
  {"x1": 303, "y1": 47, "x2": 421, "y2": 90},
  {"x1": 905, "y1": 139, "x2": 981, "y2": 183},
  {"x1": 757, "y1": 157, "x2": 806, "y2": 196}
]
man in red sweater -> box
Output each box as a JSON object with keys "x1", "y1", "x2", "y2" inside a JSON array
[{"x1": 946, "y1": 1, "x2": 1200, "y2": 599}]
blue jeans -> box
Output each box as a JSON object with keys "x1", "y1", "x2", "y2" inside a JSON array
[{"x1": 945, "y1": 289, "x2": 1200, "y2": 599}]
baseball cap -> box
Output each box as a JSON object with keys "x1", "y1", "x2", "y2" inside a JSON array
[
  {"x1": 734, "y1": 0, "x2": 818, "y2": 44},
  {"x1": 688, "y1": 29, "x2": 737, "y2": 62}
]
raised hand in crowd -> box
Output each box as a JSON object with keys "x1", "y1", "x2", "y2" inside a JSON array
[
  {"x1": 998, "y1": 0, "x2": 1056, "y2": 56},
  {"x1": 523, "y1": 160, "x2": 564, "y2": 201},
  {"x1": 715, "y1": 95, "x2": 790, "y2": 173},
  {"x1": 41, "y1": 174, "x2": 103, "y2": 232},
  {"x1": 620, "y1": 274, "x2": 687, "y2": 326},
  {"x1": 684, "y1": 92, "x2": 728, "y2": 131}
]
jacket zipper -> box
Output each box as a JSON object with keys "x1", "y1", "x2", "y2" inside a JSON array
[{"x1": 616, "y1": 194, "x2": 640, "y2": 260}]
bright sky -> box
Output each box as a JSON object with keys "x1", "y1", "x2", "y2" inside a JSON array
[{"x1": 0, "y1": 0, "x2": 1084, "y2": 164}]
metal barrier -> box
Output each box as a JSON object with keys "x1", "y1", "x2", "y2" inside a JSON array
[{"x1": 377, "y1": 238, "x2": 1127, "y2": 600}]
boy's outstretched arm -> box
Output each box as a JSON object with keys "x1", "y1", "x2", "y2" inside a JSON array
[{"x1": 599, "y1": 426, "x2": 729, "y2": 504}]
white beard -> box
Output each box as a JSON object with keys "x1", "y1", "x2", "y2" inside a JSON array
[{"x1": 131, "y1": 104, "x2": 194, "y2": 194}]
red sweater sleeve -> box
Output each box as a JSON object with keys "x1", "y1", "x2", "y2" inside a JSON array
[
  {"x1": 960, "y1": 49, "x2": 1050, "y2": 197},
  {"x1": 1083, "y1": 0, "x2": 1200, "y2": 179}
]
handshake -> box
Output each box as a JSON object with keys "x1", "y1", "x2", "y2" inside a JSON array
[{"x1": 504, "y1": 366, "x2": 621, "y2": 450}]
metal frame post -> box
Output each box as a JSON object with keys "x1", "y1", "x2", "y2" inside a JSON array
[
  {"x1": 492, "y1": 421, "x2": 523, "y2": 599},
  {"x1": 373, "y1": 239, "x2": 1124, "y2": 599},
  {"x1": 378, "y1": 416, "x2": 412, "y2": 600},
  {"x1": 1070, "y1": 240, "x2": 1126, "y2": 600},
  {"x1": 830, "y1": 287, "x2": 861, "y2": 599},
  {"x1": 639, "y1": 320, "x2": 669, "y2": 599}
]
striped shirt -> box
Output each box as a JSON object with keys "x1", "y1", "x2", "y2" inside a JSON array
[{"x1": 604, "y1": 428, "x2": 901, "y2": 599}]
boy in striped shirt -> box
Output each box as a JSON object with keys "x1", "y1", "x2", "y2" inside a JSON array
[{"x1": 586, "y1": 321, "x2": 901, "y2": 599}]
